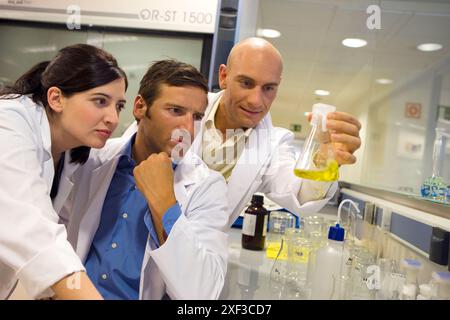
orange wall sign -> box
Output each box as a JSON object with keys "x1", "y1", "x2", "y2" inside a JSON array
[{"x1": 405, "y1": 102, "x2": 422, "y2": 119}]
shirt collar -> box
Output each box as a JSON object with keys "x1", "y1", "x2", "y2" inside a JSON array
[
  {"x1": 205, "y1": 96, "x2": 253, "y2": 139},
  {"x1": 205, "y1": 96, "x2": 221, "y2": 131},
  {"x1": 117, "y1": 133, "x2": 137, "y2": 169},
  {"x1": 118, "y1": 133, "x2": 178, "y2": 171}
]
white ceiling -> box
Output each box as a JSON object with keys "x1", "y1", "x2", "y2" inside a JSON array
[{"x1": 257, "y1": 0, "x2": 450, "y2": 132}]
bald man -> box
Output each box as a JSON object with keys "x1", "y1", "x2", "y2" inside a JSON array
[{"x1": 193, "y1": 37, "x2": 362, "y2": 227}]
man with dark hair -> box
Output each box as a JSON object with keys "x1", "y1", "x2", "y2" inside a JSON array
[
  {"x1": 59, "y1": 59, "x2": 228, "y2": 300},
  {"x1": 135, "y1": 59, "x2": 208, "y2": 124}
]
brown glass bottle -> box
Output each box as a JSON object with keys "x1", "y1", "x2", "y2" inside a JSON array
[{"x1": 241, "y1": 195, "x2": 268, "y2": 251}]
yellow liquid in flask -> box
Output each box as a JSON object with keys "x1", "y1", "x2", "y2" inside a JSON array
[{"x1": 294, "y1": 159, "x2": 339, "y2": 182}]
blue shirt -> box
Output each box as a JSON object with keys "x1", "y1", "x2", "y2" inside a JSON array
[{"x1": 85, "y1": 135, "x2": 181, "y2": 300}]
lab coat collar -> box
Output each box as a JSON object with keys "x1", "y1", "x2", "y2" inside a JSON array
[
  {"x1": 98, "y1": 133, "x2": 135, "y2": 164},
  {"x1": 56, "y1": 123, "x2": 132, "y2": 217},
  {"x1": 35, "y1": 96, "x2": 85, "y2": 191},
  {"x1": 53, "y1": 154, "x2": 81, "y2": 215},
  {"x1": 78, "y1": 132, "x2": 135, "y2": 205},
  {"x1": 226, "y1": 118, "x2": 272, "y2": 216},
  {"x1": 31, "y1": 98, "x2": 52, "y2": 164},
  {"x1": 205, "y1": 91, "x2": 274, "y2": 217},
  {"x1": 35, "y1": 99, "x2": 83, "y2": 215}
]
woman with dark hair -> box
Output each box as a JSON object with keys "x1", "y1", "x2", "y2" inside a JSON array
[{"x1": 0, "y1": 43, "x2": 128, "y2": 299}]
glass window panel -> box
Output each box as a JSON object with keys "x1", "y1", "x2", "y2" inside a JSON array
[
  {"x1": 257, "y1": 0, "x2": 450, "y2": 199},
  {"x1": 0, "y1": 22, "x2": 203, "y2": 136}
]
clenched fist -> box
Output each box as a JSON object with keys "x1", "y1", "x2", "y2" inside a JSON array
[{"x1": 133, "y1": 152, "x2": 177, "y2": 244}]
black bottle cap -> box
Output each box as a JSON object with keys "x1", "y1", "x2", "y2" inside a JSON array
[
  {"x1": 429, "y1": 227, "x2": 449, "y2": 266},
  {"x1": 251, "y1": 194, "x2": 264, "y2": 205}
]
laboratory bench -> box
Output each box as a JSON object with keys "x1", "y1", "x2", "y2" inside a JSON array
[
  {"x1": 220, "y1": 210, "x2": 338, "y2": 300},
  {"x1": 220, "y1": 205, "x2": 450, "y2": 300},
  {"x1": 7, "y1": 204, "x2": 450, "y2": 300}
]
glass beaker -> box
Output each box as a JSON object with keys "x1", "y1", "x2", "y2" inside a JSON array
[
  {"x1": 431, "y1": 271, "x2": 450, "y2": 300},
  {"x1": 303, "y1": 215, "x2": 325, "y2": 239},
  {"x1": 304, "y1": 218, "x2": 328, "y2": 297},
  {"x1": 268, "y1": 212, "x2": 296, "y2": 298},
  {"x1": 286, "y1": 228, "x2": 311, "y2": 299},
  {"x1": 266, "y1": 211, "x2": 295, "y2": 260},
  {"x1": 377, "y1": 258, "x2": 400, "y2": 300},
  {"x1": 350, "y1": 247, "x2": 376, "y2": 300},
  {"x1": 294, "y1": 103, "x2": 339, "y2": 182},
  {"x1": 399, "y1": 259, "x2": 422, "y2": 300}
]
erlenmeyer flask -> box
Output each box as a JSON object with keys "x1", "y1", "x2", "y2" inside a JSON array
[
  {"x1": 294, "y1": 103, "x2": 339, "y2": 182},
  {"x1": 420, "y1": 128, "x2": 447, "y2": 202}
]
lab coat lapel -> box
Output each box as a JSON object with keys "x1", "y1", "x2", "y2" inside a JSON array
[
  {"x1": 42, "y1": 158, "x2": 54, "y2": 199},
  {"x1": 40, "y1": 107, "x2": 55, "y2": 194},
  {"x1": 76, "y1": 157, "x2": 119, "y2": 262},
  {"x1": 190, "y1": 91, "x2": 221, "y2": 155},
  {"x1": 138, "y1": 151, "x2": 202, "y2": 299},
  {"x1": 138, "y1": 178, "x2": 189, "y2": 300},
  {"x1": 139, "y1": 241, "x2": 165, "y2": 299},
  {"x1": 227, "y1": 120, "x2": 272, "y2": 215},
  {"x1": 75, "y1": 135, "x2": 132, "y2": 261},
  {"x1": 53, "y1": 159, "x2": 80, "y2": 215},
  {"x1": 173, "y1": 150, "x2": 205, "y2": 205},
  {"x1": 39, "y1": 104, "x2": 80, "y2": 217}
]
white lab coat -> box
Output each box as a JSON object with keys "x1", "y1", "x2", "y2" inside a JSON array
[
  {"x1": 0, "y1": 95, "x2": 85, "y2": 300},
  {"x1": 194, "y1": 91, "x2": 338, "y2": 227},
  {"x1": 59, "y1": 125, "x2": 229, "y2": 300}
]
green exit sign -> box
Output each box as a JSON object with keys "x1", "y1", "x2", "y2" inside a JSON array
[
  {"x1": 444, "y1": 106, "x2": 450, "y2": 121},
  {"x1": 439, "y1": 105, "x2": 450, "y2": 121},
  {"x1": 290, "y1": 124, "x2": 302, "y2": 132}
]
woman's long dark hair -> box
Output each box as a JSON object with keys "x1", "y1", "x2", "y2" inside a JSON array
[{"x1": 0, "y1": 44, "x2": 128, "y2": 164}]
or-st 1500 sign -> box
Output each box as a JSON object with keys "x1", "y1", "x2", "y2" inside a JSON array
[{"x1": 0, "y1": 0, "x2": 219, "y2": 34}]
